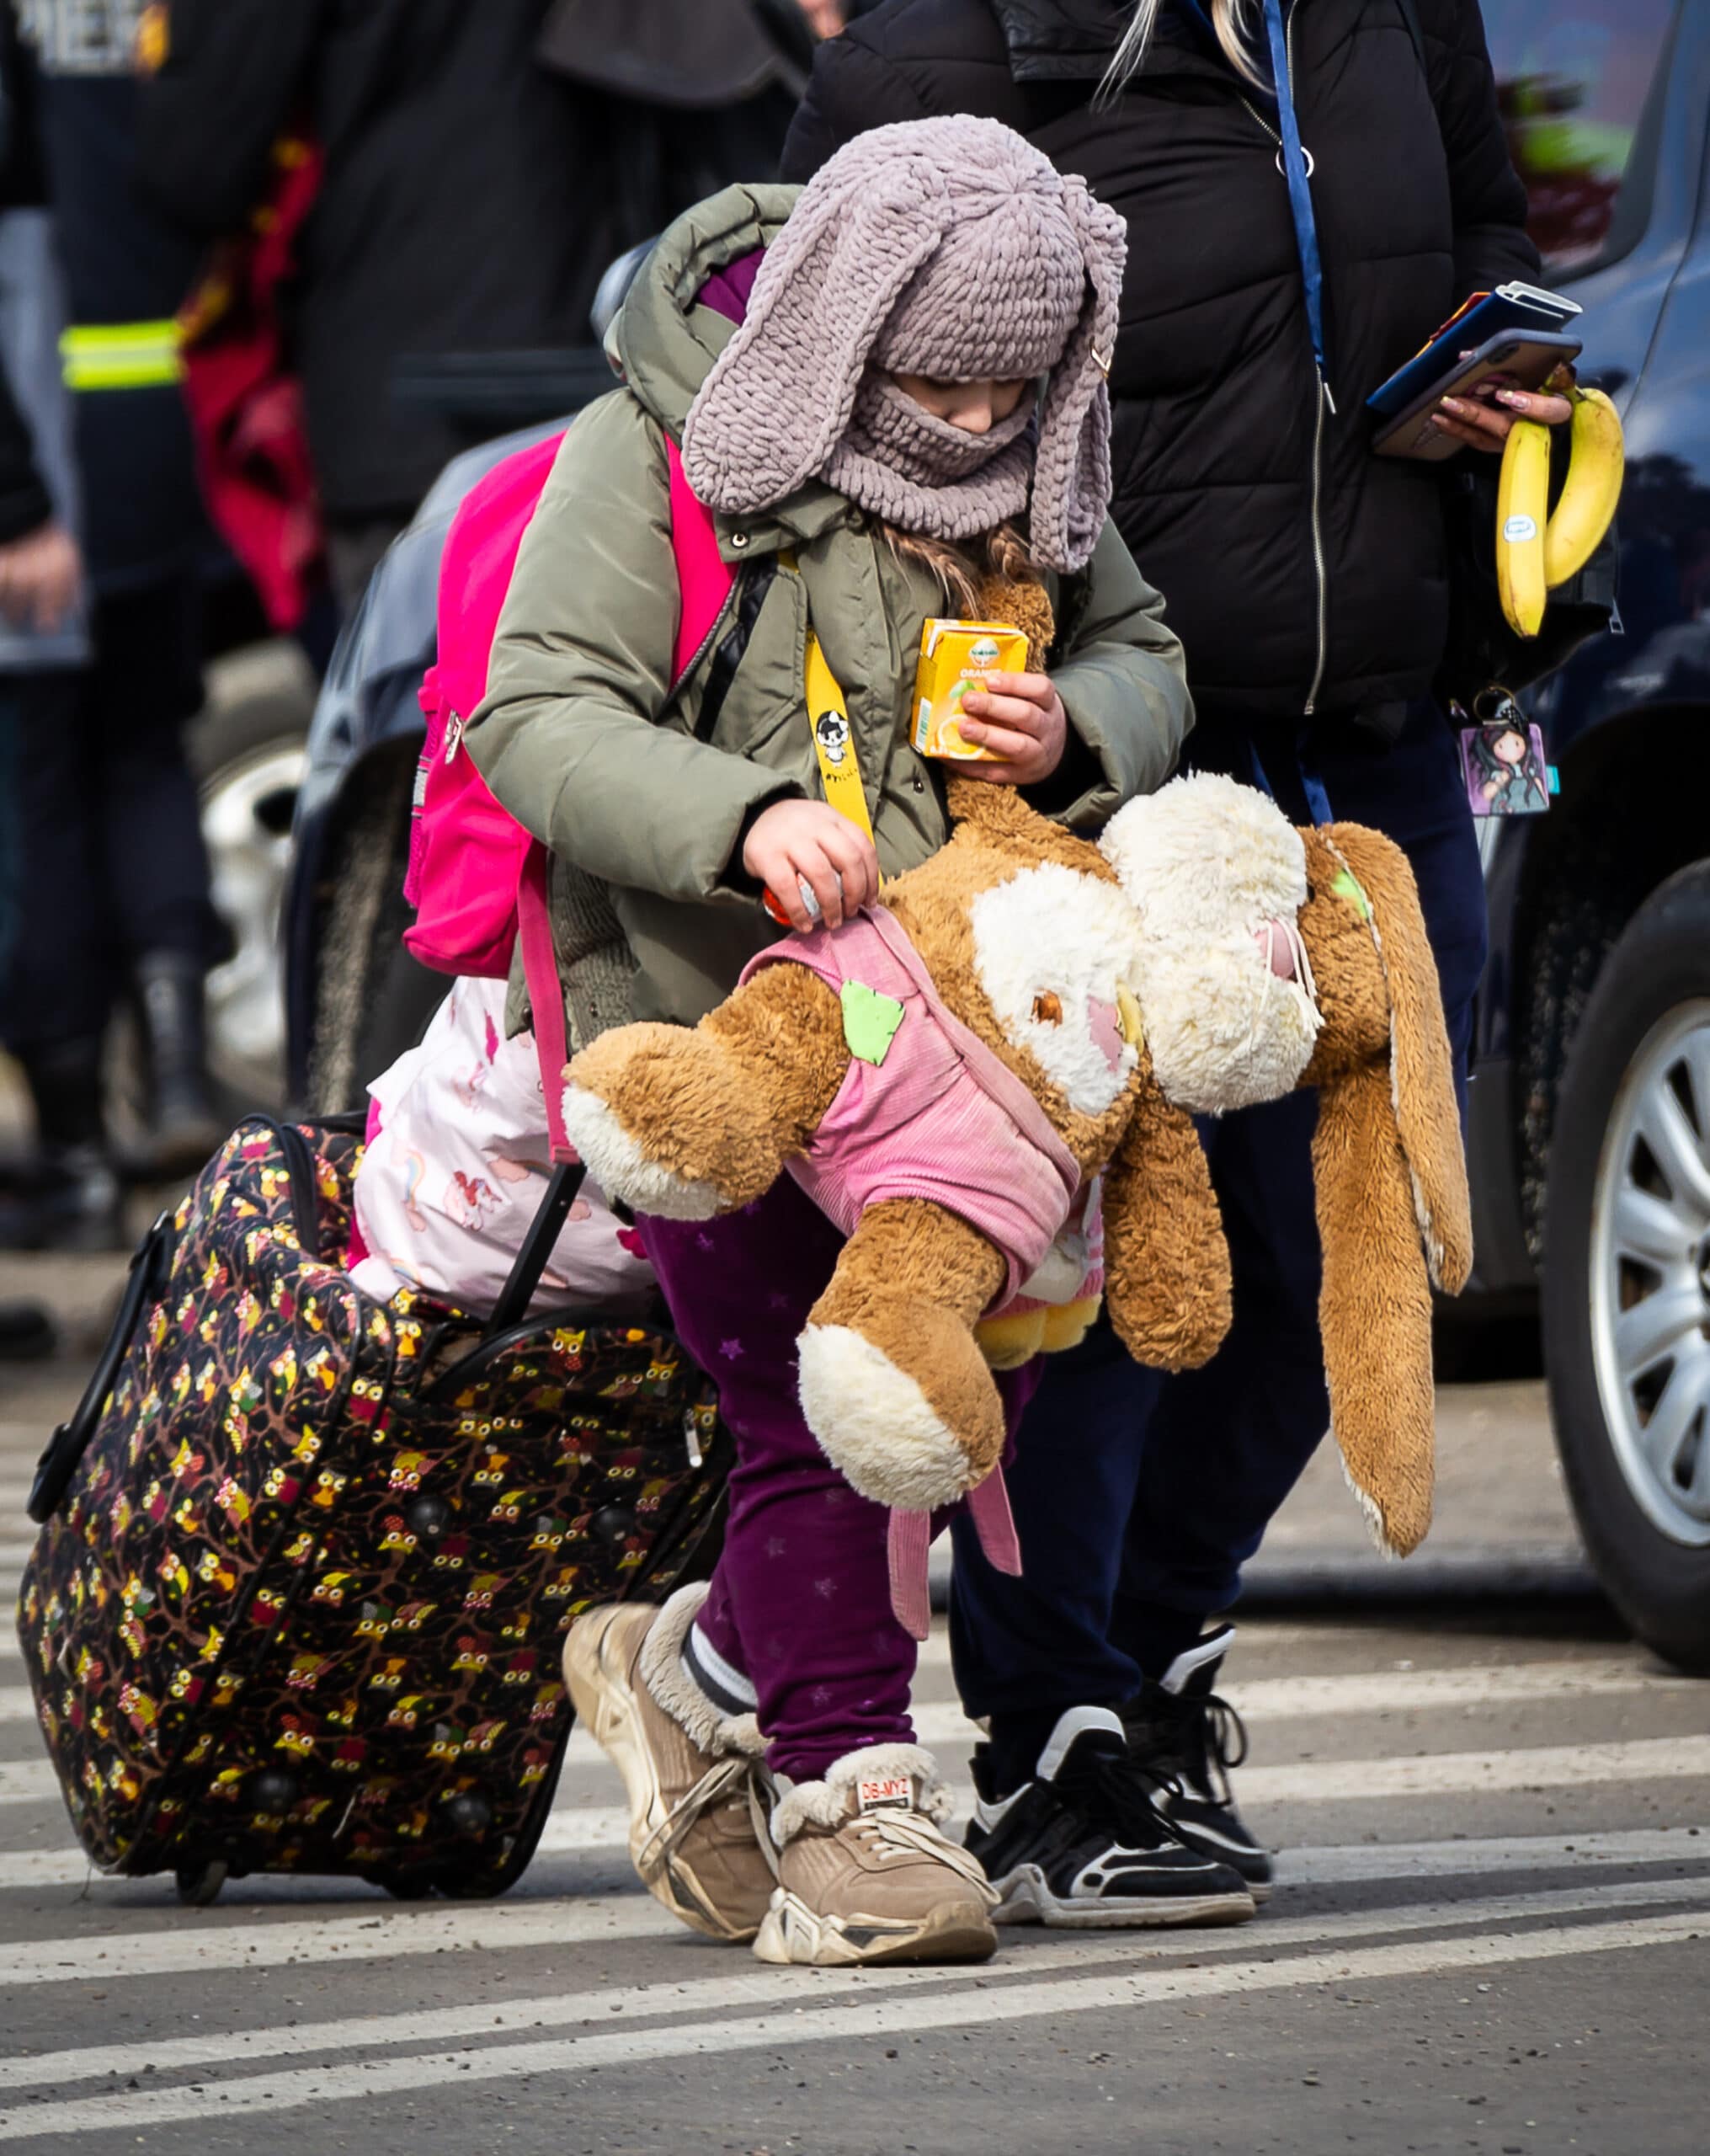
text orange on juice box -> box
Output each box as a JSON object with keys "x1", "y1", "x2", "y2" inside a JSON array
[{"x1": 912, "y1": 619, "x2": 1030, "y2": 762}]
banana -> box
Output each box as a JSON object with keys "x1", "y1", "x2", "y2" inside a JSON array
[
  {"x1": 1543, "y1": 386, "x2": 1624, "y2": 588},
  {"x1": 1495, "y1": 417, "x2": 1550, "y2": 638}
]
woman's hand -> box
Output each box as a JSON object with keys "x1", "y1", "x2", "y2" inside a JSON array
[
  {"x1": 0, "y1": 521, "x2": 81, "y2": 633},
  {"x1": 955, "y1": 671, "x2": 1068, "y2": 786},
  {"x1": 742, "y1": 798, "x2": 879, "y2": 933},
  {"x1": 1430, "y1": 363, "x2": 1575, "y2": 454},
  {"x1": 794, "y1": 0, "x2": 846, "y2": 37}
]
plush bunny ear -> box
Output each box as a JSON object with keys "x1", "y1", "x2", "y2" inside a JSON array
[
  {"x1": 1028, "y1": 176, "x2": 1127, "y2": 574},
  {"x1": 1322, "y1": 825, "x2": 1473, "y2": 1294},
  {"x1": 680, "y1": 168, "x2": 951, "y2": 512}
]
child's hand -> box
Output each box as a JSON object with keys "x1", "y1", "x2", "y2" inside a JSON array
[
  {"x1": 743, "y1": 798, "x2": 879, "y2": 933},
  {"x1": 956, "y1": 672, "x2": 1068, "y2": 785}
]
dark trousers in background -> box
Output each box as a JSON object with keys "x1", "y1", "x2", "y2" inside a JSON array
[
  {"x1": 1, "y1": 580, "x2": 210, "y2": 1053},
  {"x1": 950, "y1": 701, "x2": 1489, "y2": 1780}
]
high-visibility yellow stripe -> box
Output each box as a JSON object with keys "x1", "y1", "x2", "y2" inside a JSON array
[{"x1": 61, "y1": 322, "x2": 185, "y2": 392}]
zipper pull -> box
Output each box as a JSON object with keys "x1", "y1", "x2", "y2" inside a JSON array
[{"x1": 443, "y1": 712, "x2": 466, "y2": 764}]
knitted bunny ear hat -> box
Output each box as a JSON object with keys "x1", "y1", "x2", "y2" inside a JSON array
[{"x1": 680, "y1": 116, "x2": 1127, "y2": 575}]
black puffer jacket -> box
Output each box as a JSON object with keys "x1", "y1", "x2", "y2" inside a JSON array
[{"x1": 783, "y1": 0, "x2": 1537, "y2": 723}]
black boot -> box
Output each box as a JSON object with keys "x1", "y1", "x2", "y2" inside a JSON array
[
  {"x1": 134, "y1": 951, "x2": 224, "y2": 1173},
  {"x1": 0, "y1": 1037, "x2": 126, "y2": 1252}
]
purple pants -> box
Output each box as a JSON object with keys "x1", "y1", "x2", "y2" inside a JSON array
[{"x1": 642, "y1": 1178, "x2": 1038, "y2": 1782}]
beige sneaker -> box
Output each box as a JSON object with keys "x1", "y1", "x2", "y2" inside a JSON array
[
  {"x1": 753, "y1": 1744, "x2": 999, "y2": 1967},
  {"x1": 563, "y1": 1586, "x2": 775, "y2": 1942}
]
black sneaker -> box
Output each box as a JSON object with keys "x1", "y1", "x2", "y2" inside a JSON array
[
  {"x1": 966, "y1": 1706, "x2": 1255, "y2": 1929},
  {"x1": 1121, "y1": 1626, "x2": 1272, "y2": 1903}
]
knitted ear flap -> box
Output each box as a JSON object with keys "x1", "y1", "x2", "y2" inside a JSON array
[
  {"x1": 681, "y1": 169, "x2": 953, "y2": 512},
  {"x1": 1027, "y1": 177, "x2": 1127, "y2": 574}
]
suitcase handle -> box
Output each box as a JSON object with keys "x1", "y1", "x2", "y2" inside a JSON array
[
  {"x1": 482, "y1": 1160, "x2": 588, "y2": 1338},
  {"x1": 28, "y1": 1212, "x2": 176, "y2": 1526}
]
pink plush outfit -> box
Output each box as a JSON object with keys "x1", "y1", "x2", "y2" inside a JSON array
[{"x1": 740, "y1": 904, "x2": 1081, "y2": 1313}]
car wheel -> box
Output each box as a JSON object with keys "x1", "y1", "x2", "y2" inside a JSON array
[
  {"x1": 1542, "y1": 862, "x2": 1710, "y2": 1673},
  {"x1": 307, "y1": 752, "x2": 447, "y2": 1114}
]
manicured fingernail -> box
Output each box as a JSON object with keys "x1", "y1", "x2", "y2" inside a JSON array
[
  {"x1": 1440, "y1": 398, "x2": 1466, "y2": 415},
  {"x1": 1495, "y1": 389, "x2": 1525, "y2": 408}
]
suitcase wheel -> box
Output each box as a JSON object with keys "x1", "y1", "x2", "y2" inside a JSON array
[{"x1": 174, "y1": 1858, "x2": 229, "y2": 1908}]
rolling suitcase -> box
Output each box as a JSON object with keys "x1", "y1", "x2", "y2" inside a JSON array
[{"x1": 16, "y1": 1113, "x2": 730, "y2": 1904}]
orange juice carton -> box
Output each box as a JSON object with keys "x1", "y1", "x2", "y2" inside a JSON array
[{"x1": 912, "y1": 618, "x2": 1029, "y2": 761}]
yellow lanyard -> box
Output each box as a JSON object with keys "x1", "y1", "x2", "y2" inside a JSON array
[{"x1": 804, "y1": 631, "x2": 876, "y2": 848}]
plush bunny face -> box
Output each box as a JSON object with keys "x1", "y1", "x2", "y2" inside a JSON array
[
  {"x1": 880, "y1": 796, "x2": 1149, "y2": 1173},
  {"x1": 1099, "y1": 772, "x2": 1320, "y2": 1115},
  {"x1": 968, "y1": 863, "x2": 1145, "y2": 1118}
]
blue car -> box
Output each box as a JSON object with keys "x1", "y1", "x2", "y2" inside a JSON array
[{"x1": 285, "y1": 3, "x2": 1710, "y2": 1668}]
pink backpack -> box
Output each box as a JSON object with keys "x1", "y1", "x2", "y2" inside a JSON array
[{"x1": 403, "y1": 429, "x2": 734, "y2": 1155}]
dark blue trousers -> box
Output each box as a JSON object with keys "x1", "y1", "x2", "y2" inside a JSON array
[{"x1": 951, "y1": 702, "x2": 1489, "y2": 1784}]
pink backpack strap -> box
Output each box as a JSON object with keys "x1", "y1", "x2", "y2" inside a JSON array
[
  {"x1": 667, "y1": 435, "x2": 734, "y2": 684},
  {"x1": 512, "y1": 439, "x2": 729, "y2": 1153},
  {"x1": 517, "y1": 841, "x2": 574, "y2": 1164}
]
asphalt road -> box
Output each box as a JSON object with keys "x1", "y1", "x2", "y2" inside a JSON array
[{"x1": 3, "y1": 1278, "x2": 1708, "y2": 2153}]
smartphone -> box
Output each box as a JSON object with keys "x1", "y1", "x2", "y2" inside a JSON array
[
  {"x1": 1366, "y1": 283, "x2": 1582, "y2": 419},
  {"x1": 1371, "y1": 329, "x2": 1583, "y2": 462}
]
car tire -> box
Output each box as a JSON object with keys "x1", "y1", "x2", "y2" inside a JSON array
[
  {"x1": 1542, "y1": 862, "x2": 1710, "y2": 1673},
  {"x1": 307, "y1": 752, "x2": 447, "y2": 1114}
]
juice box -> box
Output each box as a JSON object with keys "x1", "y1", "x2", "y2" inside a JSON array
[{"x1": 912, "y1": 618, "x2": 1029, "y2": 761}]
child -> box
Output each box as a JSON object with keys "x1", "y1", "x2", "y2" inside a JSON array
[{"x1": 466, "y1": 117, "x2": 1194, "y2": 1968}]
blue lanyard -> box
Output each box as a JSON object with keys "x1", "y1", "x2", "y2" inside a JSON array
[
  {"x1": 1259, "y1": 0, "x2": 1330, "y2": 388},
  {"x1": 1247, "y1": 738, "x2": 1334, "y2": 828}
]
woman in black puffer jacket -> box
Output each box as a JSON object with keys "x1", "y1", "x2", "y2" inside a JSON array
[{"x1": 784, "y1": 0, "x2": 1565, "y2": 1926}]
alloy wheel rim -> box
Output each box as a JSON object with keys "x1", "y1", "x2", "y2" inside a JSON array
[
  {"x1": 200, "y1": 742, "x2": 307, "y2": 1104},
  {"x1": 1588, "y1": 999, "x2": 1710, "y2": 1546}
]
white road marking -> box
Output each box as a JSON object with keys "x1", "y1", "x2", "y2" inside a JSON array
[
  {"x1": 0, "y1": 1828, "x2": 1702, "y2": 1992},
  {"x1": 5, "y1": 1903, "x2": 1705, "y2": 2137},
  {"x1": 3, "y1": 1874, "x2": 1707, "y2": 2095},
  {"x1": 3, "y1": 1734, "x2": 1708, "y2": 1891}
]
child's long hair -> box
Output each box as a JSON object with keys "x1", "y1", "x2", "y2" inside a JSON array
[{"x1": 882, "y1": 521, "x2": 1041, "y2": 616}]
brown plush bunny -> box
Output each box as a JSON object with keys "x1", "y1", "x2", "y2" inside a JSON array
[
  {"x1": 561, "y1": 778, "x2": 1233, "y2": 1517},
  {"x1": 563, "y1": 768, "x2": 1470, "y2": 1562},
  {"x1": 1099, "y1": 776, "x2": 1473, "y2": 1557}
]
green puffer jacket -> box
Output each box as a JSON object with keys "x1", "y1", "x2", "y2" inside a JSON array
[{"x1": 468, "y1": 182, "x2": 1194, "y2": 1030}]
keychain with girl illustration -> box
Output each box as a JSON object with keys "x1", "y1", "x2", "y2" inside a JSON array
[{"x1": 1454, "y1": 689, "x2": 1557, "y2": 818}]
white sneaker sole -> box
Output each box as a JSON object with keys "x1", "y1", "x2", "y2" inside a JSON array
[
  {"x1": 753, "y1": 1887, "x2": 998, "y2": 1968},
  {"x1": 990, "y1": 1863, "x2": 1256, "y2": 1930},
  {"x1": 562, "y1": 1607, "x2": 758, "y2": 1944}
]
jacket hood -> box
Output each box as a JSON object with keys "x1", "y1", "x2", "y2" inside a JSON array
[{"x1": 608, "y1": 183, "x2": 801, "y2": 443}]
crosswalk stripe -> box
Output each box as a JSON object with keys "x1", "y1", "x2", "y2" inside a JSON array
[
  {"x1": 1, "y1": 1828, "x2": 1700, "y2": 1991},
  {"x1": 3, "y1": 1873, "x2": 1706, "y2": 2096},
  {"x1": 5, "y1": 1901, "x2": 1704, "y2": 2138},
  {"x1": 1235, "y1": 1733, "x2": 1710, "y2": 1805},
  {"x1": 3, "y1": 1736, "x2": 1707, "y2": 1891},
  {"x1": 5, "y1": 1647, "x2": 1686, "y2": 1740}
]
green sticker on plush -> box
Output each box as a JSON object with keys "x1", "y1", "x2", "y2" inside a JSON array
[
  {"x1": 1332, "y1": 867, "x2": 1373, "y2": 921},
  {"x1": 841, "y1": 980, "x2": 906, "y2": 1065}
]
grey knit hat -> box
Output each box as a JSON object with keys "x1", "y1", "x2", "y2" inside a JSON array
[{"x1": 680, "y1": 116, "x2": 1127, "y2": 574}]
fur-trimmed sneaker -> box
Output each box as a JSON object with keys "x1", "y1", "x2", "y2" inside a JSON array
[
  {"x1": 753, "y1": 1744, "x2": 999, "y2": 1968},
  {"x1": 562, "y1": 1586, "x2": 774, "y2": 1941},
  {"x1": 1121, "y1": 1626, "x2": 1273, "y2": 1903}
]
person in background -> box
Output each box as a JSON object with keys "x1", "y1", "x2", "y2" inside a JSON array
[
  {"x1": 784, "y1": 0, "x2": 1569, "y2": 1927},
  {"x1": 0, "y1": 0, "x2": 221, "y2": 1247},
  {"x1": 0, "y1": 0, "x2": 87, "y2": 1331},
  {"x1": 133, "y1": 0, "x2": 850, "y2": 619}
]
